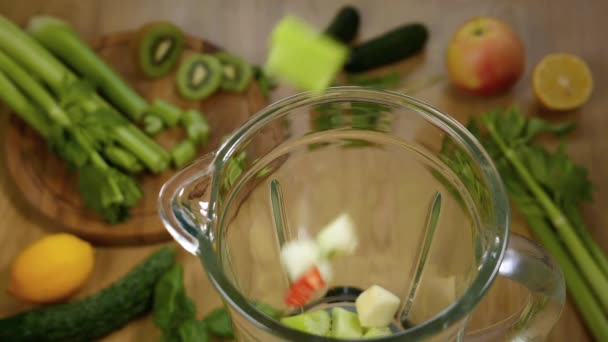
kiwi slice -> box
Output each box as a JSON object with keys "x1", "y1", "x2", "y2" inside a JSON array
[
  {"x1": 176, "y1": 53, "x2": 223, "y2": 100},
  {"x1": 280, "y1": 309, "x2": 331, "y2": 336},
  {"x1": 135, "y1": 22, "x2": 184, "y2": 78},
  {"x1": 215, "y1": 52, "x2": 253, "y2": 93}
]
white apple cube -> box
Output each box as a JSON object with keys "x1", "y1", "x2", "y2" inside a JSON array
[
  {"x1": 356, "y1": 285, "x2": 401, "y2": 328},
  {"x1": 280, "y1": 239, "x2": 321, "y2": 281},
  {"x1": 316, "y1": 213, "x2": 358, "y2": 257},
  {"x1": 316, "y1": 259, "x2": 333, "y2": 283}
]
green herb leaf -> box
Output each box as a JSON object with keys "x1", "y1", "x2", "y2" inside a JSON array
[
  {"x1": 253, "y1": 302, "x2": 283, "y2": 319},
  {"x1": 347, "y1": 72, "x2": 401, "y2": 89},
  {"x1": 153, "y1": 264, "x2": 197, "y2": 334},
  {"x1": 203, "y1": 307, "x2": 234, "y2": 338},
  {"x1": 523, "y1": 118, "x2": 576, "y2": 142},
  {"x1": 178, "y1": 319, "x2": 210, "y2": 342},
  {"x1": 254, "y1": 66, "x2": 277, "y2": 100}
]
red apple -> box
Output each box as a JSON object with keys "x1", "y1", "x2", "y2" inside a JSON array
[{"x1": 446, "y1": 17, "x2": 525, "y2": 96}]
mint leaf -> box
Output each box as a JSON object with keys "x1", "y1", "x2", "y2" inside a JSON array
[
  {"x1": 153, "y1": 265, "x2": 197, "y2": 334},
  {"x1": 178, "y1": 320, "x2": 209, "y2": 342},
  {"x1": 203, "y1": 307, "x2": 234, "y2": 338}
]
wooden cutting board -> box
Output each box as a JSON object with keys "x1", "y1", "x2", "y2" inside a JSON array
[{"x1": 3, "y1": 30, "x2": 268, "y2": 245}]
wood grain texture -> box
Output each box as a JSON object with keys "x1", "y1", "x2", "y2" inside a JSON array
[
  {"x1": 4, "y1": 31, "x2": 268, "y2": 245},
  {"x1": 0, "y1": 1, "x2": 606, "y2": 341}
]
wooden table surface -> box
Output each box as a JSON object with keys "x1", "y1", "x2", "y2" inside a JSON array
[{"x1": 0, "y1": 0, "x2": 606, "y2": 341}]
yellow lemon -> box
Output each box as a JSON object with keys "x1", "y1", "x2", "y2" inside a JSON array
[
  {"x1": 8, "y1": 233, "x2": 95, "y2": 303},
  {"x1": 532, "y1": 53, "x2": 593, "y2": 111}
]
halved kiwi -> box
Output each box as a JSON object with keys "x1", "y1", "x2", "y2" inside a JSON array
[
  {"x1": 176, "y1": 53, "x2": 223, "y2": 100},
  {"x1": 135, "y1": 22, "x2": 184, "y2": 78},
  {"x1": 215, "y1": 52, "x2": 253, "y2": 93}
]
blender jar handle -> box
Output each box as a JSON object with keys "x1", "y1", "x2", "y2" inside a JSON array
[
  {"x1": 467, "y1": 234, "x2": 566, "y2": 341},
  {"x1": 158, "y1": 153, "x2": 216, "y2": 255}
]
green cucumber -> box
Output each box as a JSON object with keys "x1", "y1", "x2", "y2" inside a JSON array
[
  {"x1": 363, "y1": 326, "x2": 392, "y2": 338},
  {"x1": 331, "y1": 307, "x2": 363, "y2": 339},
  {"x1": 0, "y1": 247, "x2": 176, "y2": 342},
  {"x1": 345, "y1": 23, "x2": 429, "y2": 73},
  {"x1": 325, "y1": 6, "x2": 360, "y2": 44},
  {"x1": 280, "y1": 310, "x2": 331, "y2": 336}
]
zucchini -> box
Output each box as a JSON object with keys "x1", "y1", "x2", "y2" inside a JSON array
[
  {"x1": 325, "y1": 6, "x2": 360, "y2": 44},
  {"x1": 0, "y1": 246, "x2": 176, "y2": 342},
  {"x1": 344, "y1": 23, "x2": 429, "y2": 73}
]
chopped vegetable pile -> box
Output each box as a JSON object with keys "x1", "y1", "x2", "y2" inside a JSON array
[
  {"x1": 281, "y1": 213, "x2": 358, "y2": 307},
  {"x1": 278, "y1": 213, "x2": 401, "y2": 339},
  {"x1": 280, "y1": 285, "x2": 400, "y2": 339}
]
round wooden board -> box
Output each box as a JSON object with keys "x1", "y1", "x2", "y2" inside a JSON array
[{"x1": 4, "y1": 30, "x2": 268, "y2": 245}]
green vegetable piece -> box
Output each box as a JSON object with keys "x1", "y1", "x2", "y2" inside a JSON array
[
  {"x1": 171, "y1": 140, "x2": 197, "y2": 169},
  {"x1": 253, "y1": 66, "x2": 277, "y2": 100},
  {"x1": 104, "y1": 145, "x2": 144, "y2": 173},
  {"x1": 150, "y1": 99, "x2": 183, "y2": 127},
  {"x1": 176, "y1": 53, "x2": 223, "y2": 100},
  {"x1": 0, "y1": 50, "x2": 70, "y2": 126},
  {"x1": 114, "y1": 123, "x2": 171, "y2": 174},
  {"x1": 0, "y1": 69, "x2": 51, "y2": 138},
  {"x1": 324, "y1": 6, "x2": 360, "y2": 44},
  {"x1": 203, "y1": 307, "x2": 234, "y2": 338},
  {"x1": 215, "y1": 52, "x2": 254, "y2": 93},
  {"x1": 143, "y1": 114, "x2": 164, "y2": 135},
  {"x1": 280, "y1": 310, "x2": 331, "y2": 336},
  {"x1": 181, "y1": 109, "x2": 210, "y2": 146},
  {"x1": 347, "y1": 72, "x2": 401, "y2": 89},
  {"x1": 28, "y1": 16, "x2": 149, "y2": 122},
  {"x1": 331, "y1": 307, "x2": 363, "y2": 339},
  {"x1": 136, "y1": 22, "x2": 184, "y2": 78},
  {"x1": 363, "y1": 326, "x2": 392, "y2": 338},
  {"x1": 253, "y1": 302, "x2": 283, "y2": 319},
  {"x1": 0, "y1": 15, "x2": 77, "y2": 90},
  {"x1": 266, "y1": 16, "x2": 349, "y2": 92},
  {"x1": 0, "y1": 247, "x2": 176, "y2": 342},
  {"x1": 345, "y1": 23, "x2": 428, "y2": 73},
  {"x1": 78, "y1": 164, "x2": 143, "y2": 223},
  {"x1": 153, "y1": 264, "x2": 197, "y2": 333},
  {"x1": 178, "y1": 319, "x2": 210, "y2": 342}
]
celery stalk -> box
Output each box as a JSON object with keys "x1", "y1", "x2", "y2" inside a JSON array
[
  {"x1": 181, "y1": 109, "x2": 210, "y2": 146},
  {"x1": 143, "y1": 115, "x2": 164, "y2": 135},
  {"x1": 0, "y1": 70, "x2": 50, "y2": 137},
  {"x1": 517, "y1": 212, "x2": 608, "y2": 341},
  {"x1": 103, "y1": 145, "x2": 144, "y2": 174},
  {"x1": 150, "y1": 99, "x2": 182, "y2": 127},
  {"x1": 0, "y1": 50, "x2": 70, "y2": 126},
  {"x1": 0, "y1": 15, "x2": 76, "y2": 91},
  {"x1": 28, "y1": 16, "x2": 148, "y2": 122},
  {"x1": 484, "y1": 118, "x2": 608, "y2": 313},
  {"x1": 171, "y1": 140, "x2": 196, "y2": 169}
]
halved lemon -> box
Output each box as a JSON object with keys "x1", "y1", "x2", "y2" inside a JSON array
[{"x1": 532, "y1": 53, "x2": 593, "y2": 111}]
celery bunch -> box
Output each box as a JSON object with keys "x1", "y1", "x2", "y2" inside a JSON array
[
  {"x1": 0, "y1": 15, "x2": 172, "y2": 223},
  {"x1": 443, "y1": 107, "x2": 608, "y2": 341}
]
